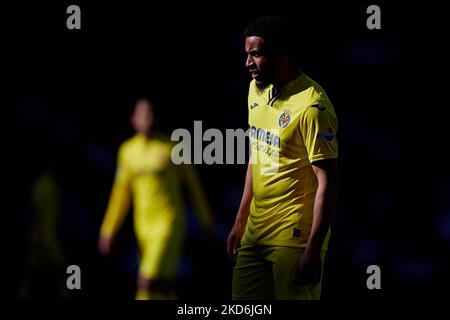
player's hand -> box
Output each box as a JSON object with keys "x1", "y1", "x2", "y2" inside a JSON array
[
  {"x1": 226, "y1": 220, "x2": 246, "y2": 259},
  {"x1": 294, "y1": 248, "x2": 322, "y2": 287},
  {"x1": 98, "y1": 234, "x2": 114, "y2": 256}
]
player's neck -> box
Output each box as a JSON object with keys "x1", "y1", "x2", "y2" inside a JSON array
[
  {"x1": 273, "y1": 65, "x2": 302, "y2": 91},
  {"x1": 137, "y1": 131, "x2": 152, "y2": 140}
]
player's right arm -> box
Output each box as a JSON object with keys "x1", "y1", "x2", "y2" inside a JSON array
[
  {"x1": 98, "y1": 145, "x2": 132, "y2": 256},
  {"x1": 226, "y1": 161, "x2": 253, "y2": 259}
]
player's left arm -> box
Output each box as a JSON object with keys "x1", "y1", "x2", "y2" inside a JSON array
[
  {"x1": 296, "y1": 159, "x2": 338, "y2": 286},
  {"x1": 309, "y1": 159, "x2": 339, "y2": 251},
  {"x1": 296, "y1": 97, "x2": 339, "y2": 286}
]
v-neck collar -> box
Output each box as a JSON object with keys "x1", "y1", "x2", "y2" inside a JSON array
[{"x1": 267, "y1": 73, "x2": 307, "y2": 106}]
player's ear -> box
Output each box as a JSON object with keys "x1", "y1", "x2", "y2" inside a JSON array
[
  {"x1": 272, "y1": 49, "x2": 287, "y2": 64},
  {"x1": 280, "y1": 50, "x2": 290, "y2": 63}
]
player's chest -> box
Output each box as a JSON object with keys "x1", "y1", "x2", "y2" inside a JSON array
[
  {"x1": 249, "y1": 98, "x2": 301, "y2": 141},
  {"x1": 127, "y1": 143, "x2": 172, "y2": 176}
]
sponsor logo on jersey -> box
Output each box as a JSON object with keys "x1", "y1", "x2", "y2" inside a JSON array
[{"x1": 249, "y1": 125, "x2": 281, "y2": 148}]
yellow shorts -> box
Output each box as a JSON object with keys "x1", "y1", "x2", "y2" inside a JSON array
[
  {"x1": 232, "y1": 244, "x2": 326, "y2": 300},
  {"x1": 136, "y1": 225, "x2": 185, "y2": 280}
]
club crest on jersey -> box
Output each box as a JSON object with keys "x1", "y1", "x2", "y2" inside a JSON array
[{"x1": 278, "y1": 111, "x2": 291, "y2": 129}]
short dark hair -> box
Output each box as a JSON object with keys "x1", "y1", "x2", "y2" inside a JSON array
[{"x1": 244, "y1": 16, "x2": 292, "y2": 54}]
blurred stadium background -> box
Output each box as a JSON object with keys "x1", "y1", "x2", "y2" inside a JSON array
[{"x1": 1, "y1": 2, "x2": 449, "y2": 299}]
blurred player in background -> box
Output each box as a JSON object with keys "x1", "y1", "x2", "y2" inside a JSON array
[
  {"x1": 99, "y1": 98, "x2": 214, "y2": 300},
  {"x1": 227, "y1": 16, "x2": 339, "y2": 299},
  {"x1": 20, "y1": 141, "x2": 67, "y2": 299}
]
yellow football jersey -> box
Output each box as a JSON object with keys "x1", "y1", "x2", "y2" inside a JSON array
[
  {"x1": 242, "y1": 73, "x2": 338, "y2": 249},
  {"x1": 100, "y1": 134, "x2": 213, "y2": 243}
]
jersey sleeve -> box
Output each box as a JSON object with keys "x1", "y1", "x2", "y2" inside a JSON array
[
  {"x1": 299, "y1": 97, "x2": 338, "y2": 163},
  {"x1": 100, "y1": 144, "x2": 132, "y2": 238},
  {"x1": 179, "y1": 164, "x2": 214, "y2": 231}
]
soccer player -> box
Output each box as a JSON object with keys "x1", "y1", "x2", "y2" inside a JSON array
[
  {"x1": 99, "y1": 98, "x2": 214, "y2": 300},
  {"x1": 20, "y1": 170, "x2": 67, "y2": 299},
  {"x1": 227, "y1": 16, "x2": 339, "y2": 300}
]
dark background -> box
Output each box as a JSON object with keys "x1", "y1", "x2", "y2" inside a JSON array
[{"x1": 2, "y1": 1, "x2": 450, "y2": 299}]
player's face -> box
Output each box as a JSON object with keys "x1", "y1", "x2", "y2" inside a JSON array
[
  {"x1": 131, "y1": 100, "x2": 154, "y2": 135},
  {"x1": 245, "y1": 36, "x2": 278, "y2": 90}
]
